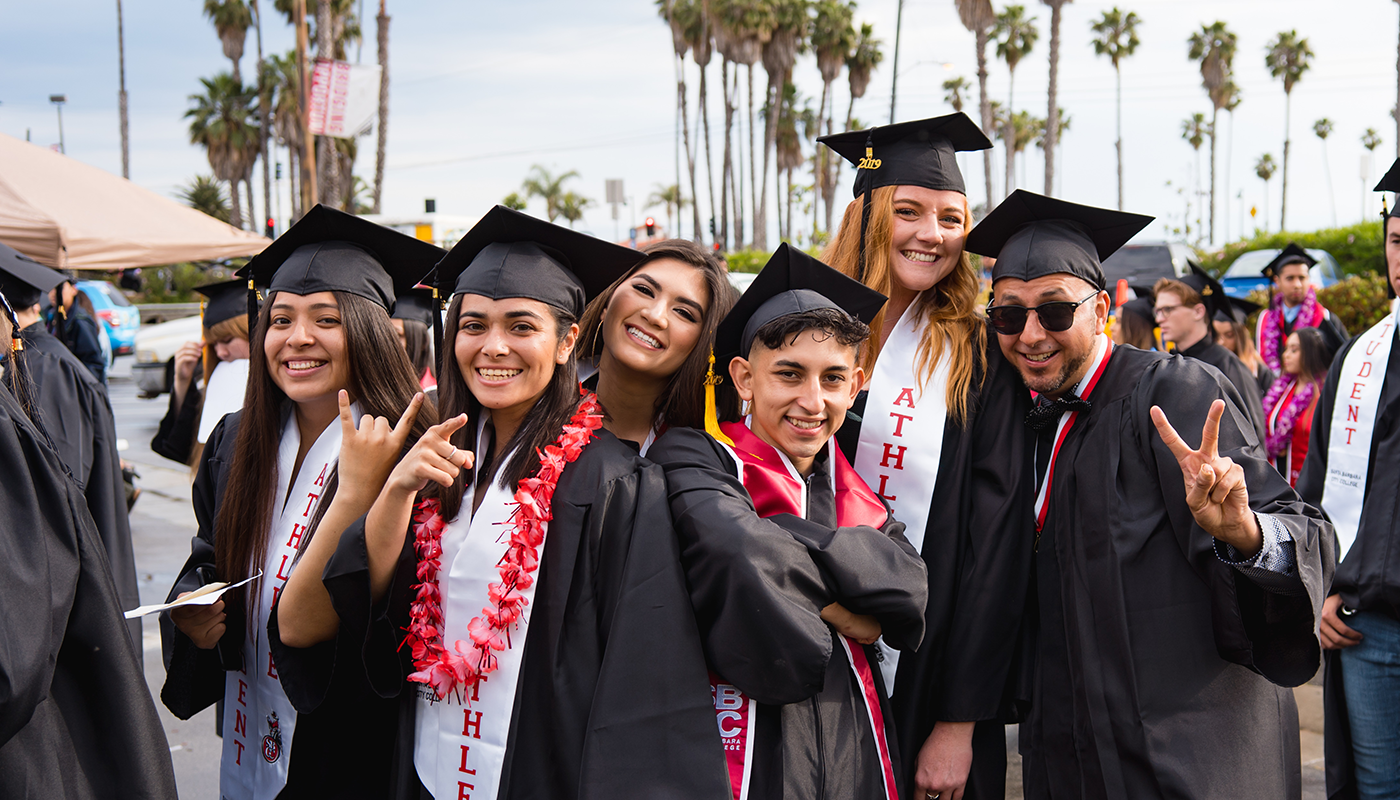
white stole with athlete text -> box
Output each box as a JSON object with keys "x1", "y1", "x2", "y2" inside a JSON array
[
  {"x1": 1322, "y1": 298, "x2": 1398, "y2": 561},
  {"x1": 415, "y1": 416, "x2": 541, "y2": 800},
  {"x1": 852, "y1": 297, "x2": 949, "y2": 692},
  {"x1": 220, "y1": 404, "x2": 352, "y2": 800}
]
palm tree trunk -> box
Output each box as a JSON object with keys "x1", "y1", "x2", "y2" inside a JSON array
[
  {"x1": 1224, "y1": 110, "x2": 1233, "y2": 240},
  {"x1": 1004, "y1": 71, "x2": 1016, "y2": 200},
  {"x1": 720, "y1": 57, "x2": 732, "y2": 249},
  {"x1": 1208, "y1": 106, "x2": 1218, "y2": 244},
  {"x1": 229, "y1": 178, "x2": 244, "y2": 229},
  {"x1": 1044, "y1": 3, "x2": 1061, "y2": 196},
  {"x1": 815, "y1": 78, "x2": 831, "y2": 234},
  {"x1": 1115, "y1": 65, "x2": 1124, "y2": 211},
  {"x1": 823, "y1": 94, "x2": 839, "y2": 234},
  {"x1": 748, "y1": 64, "x2": 762, "y2": 250},
  {"x1": 116, "y1": 0, "x2": 130, "y2": 179},
  {"x1": 246, "y1": 179, "x2": 257, "y2": 229},
  {"x1": 976, "y1": 28, "x2": 993, "y2": 208},
  {"x1": 1281, "y1": 91, "x2": 1291, "y2": 231},
  {"x1": 760, "y1": 70, "x2": 782, "y2": 251},
  {"x1": 373, "y1": 0, "x2": 389, "y2": 214},
  {"x1": 675, "y1": 51, "x2": 684, "y2": 238},
  {"x1": 289, "y1": 145, "x2": 301, "y2": 219},
  {"x1": 1322, "y1": 137, "x2": 1336, "y2": 226},
  {"x1": 732, "y1": 68, "x2": 745, "y2": 249},
  {"x1": 682, "y1": 64, "x2": 702, "y2": 243},
  {"x1": 316, "y1": 0, "x2": 340, "y2": 206}
]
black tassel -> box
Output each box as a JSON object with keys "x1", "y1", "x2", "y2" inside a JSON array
[
  {"x1": 432, "y1": 284, "x2": 444, "y2": 379},
  {"x1": 855, "y1": 130, "x2": 876, "y2": 285}
]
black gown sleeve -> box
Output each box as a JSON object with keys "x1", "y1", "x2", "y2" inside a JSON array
[
  {"x1": 1140, "y1": 358, "x2": 1333, "y2": 687},
  {"x1": 64, "y1": 313, "x2": 106, "y2": 384},
  {"x1": 151, "y1": 382, "x2": 202, "y2": 464},
  {"x1": 1296, "y1": 334, "x2": 1352, "y2": 509},
  {"x1": 648, "y1": 428, "x2": 836, "y2": 706}
]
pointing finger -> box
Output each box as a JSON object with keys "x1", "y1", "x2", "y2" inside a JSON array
[
  {"x1": 1150, "y1": 405, "x2": 1195, "y2": 463},
  {"x1": 1200, "y1": 400, "x2": 1225, "y2": 461},
  {"x1": 430, "y1": 413, "x2": 470, "y2": 440}
]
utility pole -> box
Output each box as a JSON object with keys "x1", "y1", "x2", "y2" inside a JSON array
[
  {"x1": 49, "y1": 95, "x2": 66, "y2": 154},
  {"x1": 889, "y1": 0, "x2": 904, "y2": 124},
  {"x1": 115, "y1": 0, "x2": 130, "y2": 177},
  {"x1": 295, "y1": 0, "x2": 317, "y2": 216}
]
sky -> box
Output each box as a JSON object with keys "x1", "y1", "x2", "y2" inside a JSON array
[{"x1": 3, "y1": 0, "x2": 1399, "y2": 251}]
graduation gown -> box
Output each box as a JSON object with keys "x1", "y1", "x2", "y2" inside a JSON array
[
  {"x1": 1021, "y1": 345, "x2": 1331, "y2": 800},
  {"x1": 270, "y1": 427, "x2": 729, "y2": 800},
  {"x1": 56, "y1": 306, "x2": 107, "y2": 384},
  {"x1": 159, "y1": 411, "x2": 401, "y2": 799},
  {"x1": 10, "y1": 322, "x2": 141, "y2": 646},
  {"x1": 649, "y1": 426, "x2": 928, "y2": 800},
  {"x1": 1296, "y1": 329, "x2": 1400, "y2": 800},
  {"x1": 835, "y1": 332, "x2": 1035, "y2": 800},
  {"x1": 150, "y1": 379, "x2": 201, "y2": 464},
  {"x1": 0, "y1": 377, "x2": 177, "y2": 799},
  {"x1": 1177, "y1": 335, "x2": 1268, "y2": 442}
]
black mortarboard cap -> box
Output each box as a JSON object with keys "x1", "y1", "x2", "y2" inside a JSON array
[
  {"x1": 1174, "y1": 263, "x2": 1233, "y2": 322},
  {"x1": 195, "y1": 279, "x2": 249, "y2": 329},
  {"x1": 0, "y1": 241, "x2": 66, "y2": 301},
  {"x1": 1374, "y1": 158, "x2": 1400, "y2": 219},
  {"x1": 969, "y1": 190, "x2": 1155, "y2": 291},
  {"x1": 1119, "y1": 296, "x2": 1155, "y2": 327},
  {"x1": 1213, "y1": 295, "x2": 1261, "y2": 325},
  {"x1": 433, "y1": 206, "x2": 643, "y2": 318},
  {"x1": 391, "y1": 287, "x2": 437, "y2": 327},
  {"x1": 236, "y1": 205, "x2": 446, "y2": 315},
  {"x1": 714, "y1": 243, "x2": 887, "y2": 369},
  {"x1": 819, "y1": 112, "x2": 993, "y2": 197},
  {"x1": 1260, "y1": 243, "x2": 1316, "y2": 280}
]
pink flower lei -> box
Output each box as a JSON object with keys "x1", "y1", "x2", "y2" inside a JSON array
[
  {"x1": 1260, "y1": 286, "x2": 1323, "y2": 371},
  {"x1": 402, "y1": 390, "x2": 604, "y2": 701}
]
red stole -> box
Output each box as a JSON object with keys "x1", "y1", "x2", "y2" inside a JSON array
[{"x1": 711, "y1": 421, "x2": 897, "y2": 800}]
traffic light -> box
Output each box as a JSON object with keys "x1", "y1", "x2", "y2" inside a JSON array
[
  {"x1": 265, "y1": 218, "x2": 275, "y2": 238},
  {"x1": 644, "y1": 217, "x2": 656, "y2": 237}
]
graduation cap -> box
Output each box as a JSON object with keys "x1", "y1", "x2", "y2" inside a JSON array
[
  {"x1": 968, "y1": 190, "x2": 1155, "y2": 291},
  {"x1": 1171, "y1": 263, "x2": 1234, "y2": 324},
  {"x1": 391, "y1": 287, "x2": 437, "y2": 328},
  {"x1": 1375, "y1": 158, "x2": 1400, "y2": 219},
  {"x1": 1118, "y1": 296, "x2": 1156, "y2": 327},
  {"x1": 194, "y1": 279, "x2": 249, "y2": 330},
  {"x1": 0, "y1": 241, "x2": 66, "y2": 308},
  {"x1": 235, "y1": 204, "x2": 446, "y2": 327},
  {"x1": 818, "y1": 113, "x2": 993, "y2": 282},
  {"x1": 1213, "y1": 295, "x2": 1261, "y2": 326},
  {"x1": 1260, "y1": 243, "x2": 1316, "y2": 280}
]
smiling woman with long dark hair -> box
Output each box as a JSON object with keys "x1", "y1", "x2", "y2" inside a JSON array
[{"x1": 159, "y1": 206, "x2": 443, "y2": 800}]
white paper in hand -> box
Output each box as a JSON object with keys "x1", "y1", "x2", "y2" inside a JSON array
[{"x1": 123, "y1": 571, "x2": 263, "y2": 619}]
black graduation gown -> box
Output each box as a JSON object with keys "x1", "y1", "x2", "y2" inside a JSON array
[
  {"x1": 151, "y1": 380, "x2": 201, "y2": 464},
  {"x1": 56, "y1": 306, "x2": 107, "y2": 384},
  {"x1": 1177, "y1": 336, "x2": 1268, "y2": 443},
  {"x1": 835, "y1": 335, "x2": 1035, "y2": 800},
  {"x1": 649, "y1": 427, "x2": 929, "y2": 800},
  {"x1": 0, "y1": 378, "x2": 177, "y2": 799},
  {"x1": 269, "y1": 428, "x2": 730, "y2": 800},
  {"x1": 1295, "y1": 329, "x2": 1400, "y2": 800},
  {"x1": 1020, "y1": 346, "x2": 1332, "y2": 800},
  {"x1": 1252, "y1": 361, "x2": 1277, "y2": 399},
  {"x1": 10, "y1": 322, "x2": 141, "y2": 646},
  {"x1": 159, "y1": 411, "x2": 402, "y2": 799}
]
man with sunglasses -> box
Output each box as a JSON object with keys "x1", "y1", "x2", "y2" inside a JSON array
[{"x1": 968, "y1": 190, "x2": 1332, "y2": 800}]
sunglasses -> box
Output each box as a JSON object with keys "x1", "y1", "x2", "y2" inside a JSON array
[{"x1": 986, "y1": 291, "x2": 1100, "y2": 335}]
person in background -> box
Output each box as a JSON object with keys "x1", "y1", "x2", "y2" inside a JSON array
[
  {"x1": 1255, "y1": 243, "x2": 1348, "y2": 373},
  {"x1": 151, "y1": 280, "x2": 251, "y2": 466},
  {"x1": 48, "y1": 277, "x2": 107, "y2": 383},
  {"x1": 1214, "y1": 296, "x2": 1275, "y2": 396},
  {"x1": 1262, "y1": 327, "x2": 1331, "y2": 488},
  {"x1": 1113, "y1": 296, "x2": 1158, "y2": 350},
  {"x1": 389, "y1": 287, "x2": 438, "y2": 391}
]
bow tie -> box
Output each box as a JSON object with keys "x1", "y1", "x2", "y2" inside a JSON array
[{"x1": 1024, "y1": 394, "x2": 1092, "y2": 432}]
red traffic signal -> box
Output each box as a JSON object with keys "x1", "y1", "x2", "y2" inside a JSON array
[{"x1": 644, "y1": 217, "x2": 656, "y2": 237}]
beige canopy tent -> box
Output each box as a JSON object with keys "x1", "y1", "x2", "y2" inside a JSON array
[{"x1": 0, "y1": 132, "x2": 270, "y2": 270}]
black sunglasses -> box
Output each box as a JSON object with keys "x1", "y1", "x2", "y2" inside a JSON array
[{"x1": 986, "y1": 291, "x2": 1100, "y2": 335}]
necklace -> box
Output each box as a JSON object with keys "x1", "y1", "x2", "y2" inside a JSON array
[{"x1": 402, "y1": 390, "x2": 604, "y2": 701}]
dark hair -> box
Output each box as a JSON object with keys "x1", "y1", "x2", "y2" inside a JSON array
[
  {"x1": 213, "y1": 291, "x2": 436, "y2": 616},
  {"x1": 428, "y1": 292, "x2": 581, "y2": 523},
  {"x1": 576, "y1": 239, "x2": 735, "y2": 430},
  {"x1": 1116, "y1": 306, "x2": 1157, "y2": 350},
  {"x1": 716, "y1": 309, "x2": 870, "y2": 423},
  {"x1": 1, "y1": 289, "x2": 41, "y2": 424},
  {"x1": 64, "y1": 282, "x2": 98, "y2": 318},
  {"x1": 5, "y1": 284, "x2": 41, "y2": 310},
  {"x1": 401, "y1": 318, "x2": 435, "y2": 381},
  {"x1": 1289, "y1": 327, "x2": 1332, "y2": 384}
]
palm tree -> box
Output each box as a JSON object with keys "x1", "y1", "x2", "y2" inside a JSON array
[
  {"x1": 943, "y1": 76, "x2": 970, "y2": 113},
  {"x1": 659, "y1": 0, "x2": 703, "y2": 242},
  {"x1": 501, "y1": 192, "x2": 527, "y2": 211},
  {"x1": 1187, "y1": 21, "x2": 1236, "y2": 244},
  {"x1": 1314, "y1": 117, "x2": 1337, "y2": 226},
  {"x1": 186, "y1": 73, "x2": 258, "y2": 230},
  {"x1": 1090, "y1": 8, "x2": 1140, "y2": 211},
  {"x1": 1040, "y1": 0, "x2": 1072, "y2": 196},
  {"x1": 994, "y1": 5, "x2": 1038, "y2": 199},
  {"x1": 1255, "y1": 152, "x2": 1277, "y2": 232},
  {"x1": 686, "y1": 5, "x2": 717, "y2": 246},
  {"x1": 1221, "y1": 80, "x2": 1242, "y2": 240},
  {"x1": 521, "y1": 165, "x2": 580, "y2": 223},
  {"x1": 710, "y1": 0, "x2": 773, "y2": 249},
  {"x1": 178, "y1": 174, "x2": 232, "y2": 222},
  {"x1": 955, "y1": 0, "x2": 996, "y2": 208},
  {"x1": 267, "y1": 52, "x2": 303, "y2": 219},
  {"x1": 649, "y1": 183, "x2": 689, "y2": 235},
  {"x1": 811, "y1": 0, "x2": 855, "y2": 234},
  {"x1": 204, "y1": 0, "x2": 252, "y2": 83},
  {"x1": 1182, "y1": 113, "x2": 1209, "y2": 240},
  {"x1": 832, "y1": 21, "x2": 882, "y2": 217},
  {"x1": 757, "y1": 0, "x2": 807, "y2": 251},
  {"x1": 372, "y1": 0, "x2": 389, "y2": 214},
  {"x1": 1265, "y1": 30, "x2": 1314, "y2": 231},
  {"x1": 1035, "y1": 107, "x2": 1069, "y2": 193},
  {"x1": 775, "y1": 82, "x2": 806, "y2": 241},
  {"x1": 1364, "y1": 128, "x2": 1383, "y2": 220},
  {"x1": 557, "y1": 191, "x2": 593, "y2": 229}
]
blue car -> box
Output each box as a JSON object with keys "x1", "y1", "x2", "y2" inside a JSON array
[
  {"x1": 1219, "y1": 248, "x2": 1342, "y2": 299},
  {"x1": 77, "y1": 280, "x2": 141, "y2": 355}
]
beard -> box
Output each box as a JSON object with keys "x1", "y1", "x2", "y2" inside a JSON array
[{"x1": 1018, "y1": 345, "x2": 1093, "y2": 398}]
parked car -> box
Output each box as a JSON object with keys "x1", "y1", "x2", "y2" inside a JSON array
[
  {"x1": 132, "y1": 314, "x2": 202, "y2": 397},
  {"x1": 1100, "y1": 242, "x2": 1197, "y2": 292},
  {"x1": 1219, "y1": 247, "x2": 1342, "y2": 299},
  {"x1": 77, "y1": 280, "x2": 140, "y2": 355}
]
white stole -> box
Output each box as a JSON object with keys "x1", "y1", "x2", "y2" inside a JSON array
[
  {"x1": 415, "y1": 416, "x2": 543, "y2": 800},
  {"x1": 198, "y1": 358, "x2": 251, "y2": 443},
  {"x1": 852, "y1": 297, "x2": 950, "y2": 691},
  {"x1": 1322, "y1": 299, "x2": 1398, "y2": 561},
  {"x1": 220, "y1": 404, "x2": 352, "y2": 800}
]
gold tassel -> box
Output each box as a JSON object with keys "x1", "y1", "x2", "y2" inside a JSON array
[{"x1": 703, "y1": 349, "x2": 734, "y2": 446}]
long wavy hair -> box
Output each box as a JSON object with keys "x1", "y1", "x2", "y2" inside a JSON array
[
  {"x1": 213, "y1": 291, "x2": 436, "y2": 616},
  {"x1": 821, "y1": 185, "x2": 986, "y2": 423},
  {"x1": 427, "y1": 293, "x2": 582, "y2": 523},
  {"x1": 576, "y1": 239, "x2": 737, "y2": 430},
  {"x1": 401, "y1": 318, "x2": 436, "y2": 383}
]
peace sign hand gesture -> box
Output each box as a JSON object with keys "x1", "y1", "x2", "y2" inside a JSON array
[
  {"x1": 336, "y1": 390, "x2": 423, "y2": 504},
  {"x1": 1150, "y1": 399, "x2": 1263, "y2": 557}
]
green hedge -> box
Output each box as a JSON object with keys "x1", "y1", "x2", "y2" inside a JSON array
[
  {"x1": 1199, "y1": 221, "x2": 1385, "y2": 279},
  {"x1": 1317, "y1": 273, "x2": 1394, "y2": 332}
]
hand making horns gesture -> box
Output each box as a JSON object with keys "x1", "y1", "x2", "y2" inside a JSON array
[
  {"x1": 384, "y1": 412, "x2": 474, "y2": 497},
  {"x1": 335, "y1": 389, "x2": 424, "y2": 498},
  {"x1": 1150, "y1": 399, "x2": 1263, "y2": 557}
]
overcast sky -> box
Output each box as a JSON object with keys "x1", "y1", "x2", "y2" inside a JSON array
[{"x1": 4, "y1": 0, "x2": 1398, "y2": 249}]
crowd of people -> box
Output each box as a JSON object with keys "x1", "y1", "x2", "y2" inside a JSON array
[{"x1": 1, "y1": 110, "x2": 1398, "y2": 800}]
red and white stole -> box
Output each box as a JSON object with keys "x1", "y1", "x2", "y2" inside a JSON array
[
  {"x1": 712, "y1": 420, "x2": 896, "y2": 800},
  {"x1": 1322, "y1": 299, "x2": 1398, "y2": 561},
  {"x1": 851, "y1": 295, "x2": 949, "y2": 691},
  {"x1": 220, "y1": 404, "x2": 351, "y2": 800},
  {"x1": 414, "y1": 416, "x2": 537, "y2": 800},
  {"x1": 1034, "y1": 335, "x2": 1113, "y2": 533}
]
